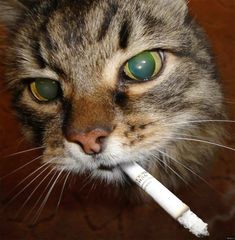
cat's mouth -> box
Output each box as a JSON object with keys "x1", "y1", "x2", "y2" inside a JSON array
[
  {"x1": 98, "y1": 164, "x2": 117, "y2": 171},
  {"x1": 92, "y1": 163, "x2": 126, "y2": 183}
]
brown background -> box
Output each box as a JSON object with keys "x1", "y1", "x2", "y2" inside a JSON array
[{"x1": 0, "y1": 1, "x2": 235, "y2": 239}]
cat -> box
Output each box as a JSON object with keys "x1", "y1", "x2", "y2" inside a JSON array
[{"x1": 0, "y1": 0, "x2": 226, "y2": 189}]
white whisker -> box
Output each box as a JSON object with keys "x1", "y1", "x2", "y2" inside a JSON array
[
  {"x1": 154, "y1": 145, "x2": 220, "y2": 194},
  {"x1": 79, "y1": 173, "x2": 93, "y2": 192},
  {"x1": 4, "y1": 146, "x2": 44, "y2": 158},
  {"x1": 14, "y1": 168, "x2": 55, "y2": 220},
  {"x1": 86, "y1": 178, "x2": 99, "y2": 199},
  {"x1": 1, "y1": 163, "x2": 52, "y2": 211},
  {"x1": 55, "y1": 171, "x2": 71, "y2": 212},
  {"x1": 31, "y1": 170, "x2": 63, "y2": 225},
  {"x1": 150, "y1": 152, "x2": 190, "y2": 186},
  {"x1": 224, "y1": 98, "x2": 235, "y2": 104},
  {"x1": 164, "y1": 136, "x2": 235, "y2": 152},
  {"x1": 3, "y1": 159, "x2": 53, "y2": 199},
  {"x1": 25, "y1": 169, "x2": 58, "y2": 222},
  {"x1": 165, "y1": 119, "x2": 235, "y2": 126},
  {"x1": 0, "y1": 155, "x2": 42, "y2": 180}
]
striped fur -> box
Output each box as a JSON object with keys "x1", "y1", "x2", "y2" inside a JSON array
[{"x1": 0, "y1": 0, "x2": 226, "y2": 188}]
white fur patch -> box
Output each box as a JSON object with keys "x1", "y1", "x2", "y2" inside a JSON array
[{"x1": 57, "y1": 137, "x2": 151, "y2": 184}]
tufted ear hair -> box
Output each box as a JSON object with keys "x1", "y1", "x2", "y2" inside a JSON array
[{"x1": 0, "y1": 0, "x2": 34, "y2": 29}]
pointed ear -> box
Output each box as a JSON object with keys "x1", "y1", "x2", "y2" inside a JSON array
[
  {"x1": 153, "y1": 0, "x2": 188, "y2": 23},
  {"x1": 174, "y1": 0, "x2": 188, "y2": 14},
  {"x1": 0, "y1": 0, "x2": 31, "y2": 29},
  {"x1": 160, "y1": 0, "x2": 188, "y2": 16}
]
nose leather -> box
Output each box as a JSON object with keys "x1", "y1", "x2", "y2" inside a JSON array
[{"x1": 66, "y1": 128, "x2": 111, "y2": 154}]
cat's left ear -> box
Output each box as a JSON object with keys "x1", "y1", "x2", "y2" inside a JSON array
[
  {"x1": 172, "y1": 0, "x2": 188, "y2": 15},
  {"x1": 165, "y1": 0, "x2": 188, "y2": 20},
  {"x1": 0, "y1": 0, "x2": 33, "y2": 30},
  {"x1": 154, "y1": 0, "x2": 188, "y2": 23}
]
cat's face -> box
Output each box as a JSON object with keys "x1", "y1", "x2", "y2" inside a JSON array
[{"x1": 1, "y1": 0, "x2": 225, "y2": 186}]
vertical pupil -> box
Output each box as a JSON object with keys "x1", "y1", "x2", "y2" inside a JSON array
[{"x1": 128, "y1": 52, "x2": 155, "y2": 80}]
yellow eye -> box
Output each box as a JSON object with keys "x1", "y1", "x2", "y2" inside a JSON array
[
  {"x1": 123, "y1": 51, "x2": 163, "y2": 81},
  {"x1": 30, "y1": 78, "x2": 60, "y2": 102}
]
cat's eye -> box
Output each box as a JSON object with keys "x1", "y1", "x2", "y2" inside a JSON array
[
  {"x1": 123, "y1": 51, "x2": 163, "y2": 81},
  {"x1": 29, "y1": 78, "x2": 60, "y2": 102}
]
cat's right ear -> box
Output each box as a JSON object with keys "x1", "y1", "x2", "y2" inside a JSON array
[{"x1": 0, "y1": 0, "x2": 31, "y2": 29}]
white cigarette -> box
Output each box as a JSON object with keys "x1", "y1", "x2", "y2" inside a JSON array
[{"x1": 120, "y1": 162, "x2": 209, "y2": 238}]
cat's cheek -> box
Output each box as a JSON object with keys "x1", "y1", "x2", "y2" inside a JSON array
[
  {"x1": 13, "y1": 88, "x2": 64, "y2": 142},
  {"x1": 40, "y1": 140, "x2": 94, "y2": 173},
  {"x1": 20, "y1": 125, "x2": 36, "y2": 142},
  {"x1": 63, "y1": 140, "x2": 97, "y2": 166},
  {"x1": 41, "y1": 145, "x2": 89, "y2": 174}
]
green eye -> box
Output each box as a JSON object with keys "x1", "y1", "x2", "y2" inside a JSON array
[
  {"x1": 30, "y1": 78, "x2": 60, "y2": 102},
  {"x1": 123, "y1": 51, "x2": 163, "y2": 81}
]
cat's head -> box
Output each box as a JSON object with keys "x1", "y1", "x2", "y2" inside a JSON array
[{"x1": 0, "y1": 0, "x2": 225, "y2": 186}]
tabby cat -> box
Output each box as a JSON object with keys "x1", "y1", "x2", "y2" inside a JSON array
[{"x1": 0, "y1": 0, "x2": 226, "y2": 188}]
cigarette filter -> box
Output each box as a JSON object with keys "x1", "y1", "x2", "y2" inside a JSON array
[{"x1": 121, "y1": 162, "x2": 209, "y2": 238}]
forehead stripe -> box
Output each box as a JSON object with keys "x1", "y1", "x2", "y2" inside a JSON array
[
  {"x1": 97, "y1": 3, "x2": 119, "y2": 41},
  {"x1": 119, "y1": 19, "x2": 131, "y2": 49},
  {"x1": 30, "y1": 39, "x2": 47, "y2": 69}
]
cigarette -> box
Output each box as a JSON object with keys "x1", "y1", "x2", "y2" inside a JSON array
[{"x1": 120, "y1": 162, "x2": 209, "y2": 238}]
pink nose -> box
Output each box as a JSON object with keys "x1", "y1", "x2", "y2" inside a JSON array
[{"x1": 66, "y1": 128, "x2": 111, "y2": 154}]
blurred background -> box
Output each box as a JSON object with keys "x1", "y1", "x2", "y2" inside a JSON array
[{"x1": 0, "y1": 0, "x2": 234, "y2": 239}]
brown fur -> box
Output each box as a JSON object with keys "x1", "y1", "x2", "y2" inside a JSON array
[{"x1": 0, "y1": 0, "x2": 226, "y2": 188}]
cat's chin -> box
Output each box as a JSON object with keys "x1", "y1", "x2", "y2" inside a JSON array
[
  {"x1": 51, "y1": 140, "x2": 152, "y2": 184},
  {"x1": 91, "y1": 165, "x2": 126, "y2": 184},
  {"x1": 57, "y1": 139, "x2": 133, "y2": 184}
]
